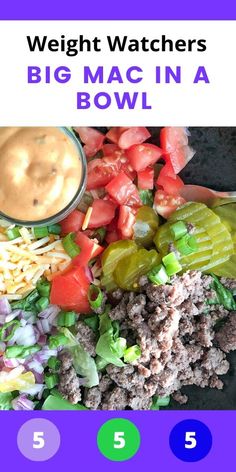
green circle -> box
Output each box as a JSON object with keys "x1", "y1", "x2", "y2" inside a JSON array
[{"x1": 97, "y1": 418, "x2": 141, "y2": 462}]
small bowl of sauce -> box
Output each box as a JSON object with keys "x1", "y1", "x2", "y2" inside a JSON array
[{"x1": 0, "y1": 127, "x2": 87, "y2": 226}]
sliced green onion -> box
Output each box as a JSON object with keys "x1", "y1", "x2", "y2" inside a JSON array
[
  {"x1": 36, "y1": 279, "x2": 51, "y2": 298},
  {"x1": 35, "y1": 296, "x2": 49, "y2": 312},
  {"x1": 57, "y1": 311, "x2": 77, "y2": 327},
  {"x1": 5, "y1": 345, "x2": 25, "y2": 358},
  {"x1": 49, "y1": 334, "x2": 69, "y2": 349},
  {"x1": 0, "y1": 320, "x2": 20, "y2": 342},
  {"x1": 170, "y1": 221, "x2": 187, "y2": 240},
  {"x1": 148, "y1": 264, "x2": 169, "y2": 285},
  {"x1": 33, "y1": 226, "x2": 49, "y2": 239},
  {"x1": 44, "y1": 373, "x2": 59, "y2": 389},
  {"x1": 124, "y1": 345, "x2": 141, "y2": 363},
  {"x1": 93, "y1": 227, "x2": 106, "y2": 243},
  {"x1": 6, "y1": 227, "x2": 21, "y2": 240},
  {"x1": 5, "y1": 344, "x2": 40, "y2": 359},
  {"x1": 21, "y1": 345, "x2": 41, "y2": 358},
  {"x1": 88, "y1": 285, "x2": 103, "y2": 310},
  {"x1": 84, "y1": 315, "x2": 99, "y2": 332},
  {"x1": 47, "y1": 224, "x2": 61, "y2": 235},
  {"x1": 48, "y1": 356, "x2": 61, "y2": 371},
  {"x1": 175, "y1": 234, "x2": 198, "y2": 255},
  {"x1": 162, "y1": 252, "x2": 182, "y2": 276},
  {"x1": 62, "y1": 232, "x2": 81, "y2": 258},
  {"x1": 151, "y1": 395, "x2": 170, "y2": 410}
]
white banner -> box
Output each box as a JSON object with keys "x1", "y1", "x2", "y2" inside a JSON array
[{"x1": 0, "y1": 21, "x2": 235, "y2": 125}]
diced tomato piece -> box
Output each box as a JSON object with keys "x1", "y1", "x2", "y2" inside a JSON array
[
  {"x1": 157, "y1": 159, "x2": 184, "y2": 195},
  {"x1": 88, "y1": 199, "x2": 116, "y2": 229},
  {"x1": 106, "y1": 127, "x2": 128, "y2": 144},
  {"x1": 160, "y1": 127, "x2": 189, "y2": 153},
  {"x1": 106, "y1": 172, "x2": 142, "y2": 208},
  {"x1": 50, "y1": 265, "x2": 91, "y2": 313},
  {"x1": 74, "y1": 127, "x2": 105, "y2": 158},
  {"x1": 167, "y1": 146, "x2": 196, "y2": 174},
  {"x1": 87, "y1": 154, "x2": 135, "y2": 190},
  {"x1": 118, "y1": 127, "x2": 151, "y2": 150},
  {"x1": 118, "y1": 205, "x2": 136, "y2": 239},
  {"x1": 160, "y1": 127, "x2": 195, "y2": 174},
  {"x1": 73, "y1": 232, "x2": 104, "y2": 266},
  {"x1": 105, "y1": 230, "x2": 120, "y2": 244},
  {"x1": 137, "y1": 167, "x2": 154, "y2": 190},
  {"x1": 102, "y1": 143, "x2": 120, "y2": 155},
  {"x1": 106, "y1": 217, "x2": 118, "y2": 232},
  {"x1": 60, "y1": 210, "x2": 85, "y2": 235},
  {"x1": 126, "y1": 143, "x2": 163, "y2": 172},
  {"x1": 154, "y1": 190, "x2": 186, "y2": 219}
]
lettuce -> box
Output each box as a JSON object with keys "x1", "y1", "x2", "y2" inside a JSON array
[
  {"x1": 60, "y1": 328, "x2": 99, "y2": 388},
  {"x1": 0, "y1": 392, "x2": 13, "y2": 410}
]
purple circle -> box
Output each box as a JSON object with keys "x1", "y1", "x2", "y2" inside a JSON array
[{"x1": 17, "y1": 418, "x2": 61, "y2": 462}]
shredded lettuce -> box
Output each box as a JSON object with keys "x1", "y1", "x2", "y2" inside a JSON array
[
  {"x1": 211, "y1": 274, "x2": 236, "y2": 311},
  {"x1": 95, "y1": 310, "x2": 141, "y2": 368},
  {"x1": 0, "y1": 392, "x2": 13, "y2": 410},
  {"x1": 60, "y1": 328, "x2": 99, "y2": 388},
  {"x1": 42, "y1": 392, "x2": 88, "y2": 410}
]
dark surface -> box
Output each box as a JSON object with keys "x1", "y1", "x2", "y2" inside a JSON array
[{"x1": 96, "y1": 127, "x2": 236, "y2": 409}]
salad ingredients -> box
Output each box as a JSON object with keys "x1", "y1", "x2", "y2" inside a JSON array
[
  {"x1": 0, "y1": 127, "x2": 83, "y2": 221},
  {"x1": 73, "y1": 231, "x2": 103, "y2": 266},
  {"x1": 160, "y1": 127, "x2": 195, "y2": 173},
  {"x1": 114, "y1": 248, "x2": 161, "y2": 291},
  {"x1": 50, "y1": 265, "x2": 91, "y2": 313},
  {"x1": 105, "y1": 172, "x2": 142, "y2": 207},
  {"x1": 60, "y1": 210, "x2": 85, "y2": 234},
  {"x1": 134, "y1": 206, "x2": 159, "y2": 247},
  {"x1": 153, "y1": 190, "x2": 186, "y2": 218},
  {"x1": 101, "y1": 240, "x2": 138, "y2": 291},
  {"x1": 87, "y1": 199, "x2": 116, "y2": 229},
  {"x1": 82, "y1": 271, "x2": 234, "y2": 410},
  {"x1": 74, "y1": 127, "x2": 104, "y2": 158},
  {"x1": 154, "y1": 202, "x2": 234, "y2": 272},
  {"x1": 0, "y1": 226, "x2": 71, "y2": 299}
]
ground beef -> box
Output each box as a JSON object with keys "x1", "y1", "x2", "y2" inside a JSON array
[
  {"x1": 58, "y1": 351, "x2": 81, "y2": 404},
  {"x1": 215, "y1": 312, "x2": 236, "y2": 352},
  {"x1": 58, "y1": 270, "x2": 236, "y2": 409},
  {"x1": 76, "y1": 321, "x2": 96, "y2": 357}
]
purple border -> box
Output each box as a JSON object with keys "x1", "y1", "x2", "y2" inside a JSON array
[
  {"x1": 0, "y1": 410, "x2": 234, "y2": 471},
  {"x1": 1, "y1": 0, "x2": 236, "y2": 20}
]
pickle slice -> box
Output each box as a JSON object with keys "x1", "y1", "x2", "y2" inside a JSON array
[
  {"x1": 114, "y1": 249, "x2": 161, "y2": 291},
  {"x1": 101, "y1": 240, "x2": 138, "y2": 291},
  {"x1": 154, "y1": 202, "x2": 234, "y2": 273},
  {"x1": 213, "y1": 255, "x2": 236, "y2": 278},
  {"x1": 214, "y1": 203, "x2": 236, "y2": 232}
]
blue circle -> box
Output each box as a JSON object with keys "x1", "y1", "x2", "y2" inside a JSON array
[{"x1": 169, "y1": 419, "x2": 212, "y2": 462}]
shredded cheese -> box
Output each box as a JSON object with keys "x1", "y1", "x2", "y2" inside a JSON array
[
  {"x1": 82, "y1": 206, "x2": 93, "y2": 230},
  {"x1": 0, "y1": 226, "x2": 72, "y2": 299}
]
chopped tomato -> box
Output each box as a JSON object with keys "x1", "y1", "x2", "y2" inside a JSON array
[
  {"x1": 105, "y1": 230, "x2": 120, "y2": 244},
  {"x1": 88, "y1": 199, "x2": 116, "y2": 228},
  {"x1": 118, "y1": 127, "x2": 151, "y2": 150},
  {"x1": 126, "y1": 143, "x2": 163, "y2": 172},
  {"x1": 73, "y1": 232, "x2": 103, "y2": 266},
  {"x1": 160, "y1": 127, "x2": 189, "y2": 153},
  {"x1": 87, "y1": 154, "x2": 135, "y2": 190},
  {"x1": 157, "y1": 159, "x2": 184, "y2": 195},
  {"x1": 118, "y1": 205, "x2": 136, "y2": 239},
  {"x1": 106, "y1": 172, "x2": 142, "y2": 208},
  {"x1": 160, "y1": 127, "x2": 195, "y2": 174},
  {"x1": 106, "y1": 127, "x2": 128, "y2": 144},
  {"x1": 60, "y1": 210, "x2": 85, "y2": 235},
  {"x1": 154, "y1": 190, "x2": 186, "y2": 219},
  {"x1": 137, "y1": 167, "x2": 154, "y2": 190},
  {"x1": 102, "y1": 143, "x2": 120, "y2": 155},
  {"x1": 74, "y1": 127, "x2": 105, "y2": 158},
  {"x1": 50, "y1": 265, "x2": 91, "y2": 313}
]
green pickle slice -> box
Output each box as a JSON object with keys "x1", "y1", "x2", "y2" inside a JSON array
[
  {"x1": 134, "y1": 206, "x2": 159, "y2": 247},
  {"x1": 154, "y1": 202, "x2": 234, "y2": 273},
  {"x1": 101, "y1": 240, "x2": 138, "y2": 291},
  {"x1": 114, "y1": 248, "x2": 161, "y2": 291}
]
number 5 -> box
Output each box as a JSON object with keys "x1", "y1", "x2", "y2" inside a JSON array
[
  {"x1": 114, "y1": 432, "x2": 125, "y2": 449},
  {"x1": 33, "y1": 431, "x2": 45, "y2": 449},
  {"x1": 185, "y1": 432, "x2": 196, "y2": 449}
]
